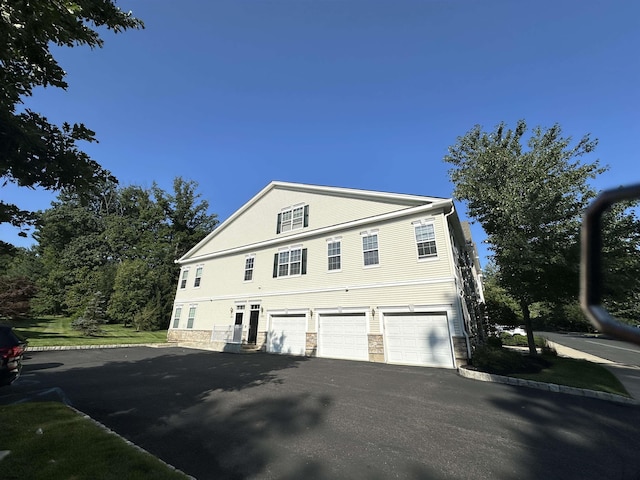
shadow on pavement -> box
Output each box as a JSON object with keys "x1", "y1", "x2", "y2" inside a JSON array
[
  {"x1": 3, "y1": 348, "x2": 329, "y2": 479},
  {"x1": 488, "y1": 388, "x2": 640, "y2": 480}
]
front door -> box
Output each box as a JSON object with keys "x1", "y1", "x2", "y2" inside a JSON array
[
  {"x1": 233, "y1": 309, "x2": 244, "y2": 343},
  {"x1": 248, "y1": 304, "x2": 260, "y2": 344}
]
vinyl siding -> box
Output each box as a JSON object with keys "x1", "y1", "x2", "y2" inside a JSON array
[
  {"x1": 171, "y1": 211, "x2": 464, "y2": 336},
  {"x1": 185, "y1": 187, "x2": 425, "y2": 257}
]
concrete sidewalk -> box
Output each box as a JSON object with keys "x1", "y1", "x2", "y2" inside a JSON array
[{"x1": 547, "y1": 340, "x2": 640, "y2": 400}]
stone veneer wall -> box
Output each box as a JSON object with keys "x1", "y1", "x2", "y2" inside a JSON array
[
  {"x1": 305, "y1": 333, "x2": 317, "y2": 356},
  {"x1": 452, "y1": 336, "x2": 469, "y2": 365},
  {"x1": 368, "y1": 334, "x2": 384, "y2": 362},
  {"x1": 167, "y1": 329, "x2": 211, "y2": 343}
]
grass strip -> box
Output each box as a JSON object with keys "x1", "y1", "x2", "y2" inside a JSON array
[
  {"x1": 510, "y1": 354, "x2": 629, "y2": 397},
  {"x1": 0, "y1": 402, "x2": 188, "y2": 480},
  {"x1": 7, "y1": 317, "x2": 168, "y2": 347}
]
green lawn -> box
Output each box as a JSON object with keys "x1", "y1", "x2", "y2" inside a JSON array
[
  {"x1": 0, "y1": 402, "x2": 189, "y2": 480},
  {"x1": 6, "y1": 316, "x2": 168, "y2": 347},
  {"x1": 510, "y1": 353, "x2": 630, "y2": 397}
]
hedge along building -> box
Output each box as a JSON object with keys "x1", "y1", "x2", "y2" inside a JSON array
[{"x1": 168, "y1": 181, "x2": 485, "y2": 369}]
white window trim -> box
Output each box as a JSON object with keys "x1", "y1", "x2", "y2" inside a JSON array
[
  {"x1": 279, "y1": 203, "x2": 306, "y2": 233},
  {"x1": 186, "y1": 304, "x2": 197, "y2": 329},
  {"x1": 193, "y1": 264, "x2": 204, "y2": 288},
  {"x1": 276, "y1": 244, "x2": 304, "y2": 278},
  {"x1": 179, "y1": 267, "x2": 190, "y2": 289},
  {"x1": 360, "y1": 230, "x2": 380, "y2": 268},
  {"x1": 172, "y1": 305, "x2": 183, "y2": 329},
  {"x1": 326, "y1": 236, "x2": 342, "y2": 273},
  {"x1": 412, "y1": 220, "x2": 439, "y2": 261},
  {"x1": 244, "y1": 254, "x2": 255, "y2": 282}
]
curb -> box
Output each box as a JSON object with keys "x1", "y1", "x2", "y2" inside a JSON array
[
  {"x1": 458, "y1": 366, "x2": 638, "y2": 406},
  {"x1": 67, "y1": 405, "x2": 195, "y2": 479},
  {"x1": 26, "y1": 343, "x2": 176, "y2": 352}
]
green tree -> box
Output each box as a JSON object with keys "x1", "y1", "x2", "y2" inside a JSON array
[
  {"x1": 600, "y1": 200, "x2": 640, "y2": 324},
  {"x1": 107, "y1": 259, "x2": 155, "y2": 328},
  {"x1": 444, "y1": 120, "x2": 605, "y2": 354},
  {"x1": 153, "y1": 177, "x2": 219, "y2": 259},
  {"x1": 482, "y1": 264, "x2": 521, "y2": 328},
  {"x1": 0, "y1": 0, "x2": 143, "y2": 240},
  {"x1": 72, "y1": 290, "x2": 107, "y2": 336}
]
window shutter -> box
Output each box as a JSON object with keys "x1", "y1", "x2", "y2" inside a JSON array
[
  {"x1": 301, "y1": 248, "x2": 307, "y2": 275},
  {"x1": 276, "y1": 213, "x2": 282, "y2": 234},
  {"x1": 273, "y1": 253, "x2": 279, "y2": 278},
  {"x1": 303, "y1": 205, "x2": 309, "y2": 227}
]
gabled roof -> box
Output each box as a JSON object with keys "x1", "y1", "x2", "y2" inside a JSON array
[{"x1": 177, "y1": 181, "x2": 451, "y2": 263}]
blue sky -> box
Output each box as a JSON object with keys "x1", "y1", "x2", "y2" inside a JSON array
[{"x1": 3, "y1": 0, "x2": 639, "y2": 267}]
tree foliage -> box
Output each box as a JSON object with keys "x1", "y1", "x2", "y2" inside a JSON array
[
  {"x1": 444, "y1": 120, "x2": 605, "y2": 353},
  {"x1": 31, "y1": 178, "x2": 217, "y2": 329},
  {"x1": 600, "y1": 200, "x2": 640, "y2": 323},
  {"x1": 0, "y1": 0, "x2": 143, "y2": 236},
  {"x1": 72, "y1": 291, "x2": 107, "y2": 336}
]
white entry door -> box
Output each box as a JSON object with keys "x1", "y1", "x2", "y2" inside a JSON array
[
  {"x1": 318, "y1": 314, "x2": 369, "y2": 361},
  {"x1": 384, "y1": 313, "x2": 454, "y2": 368},
  {"x1": 267, "y1": 314, "x2": 307, "y2": 356}
]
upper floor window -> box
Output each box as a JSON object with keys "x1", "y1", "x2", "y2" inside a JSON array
[
  {"x1": 244, "y1": 256, "x2": 255, "y2": 281},
  {"x1": 362, "y1": 232, "x2": 379, "y2": 266},
  {"x1": 179, "y1": 269, "x2": 189, "y2": 289},
  {"x1": 277, "y1": 204, "x2": 309, "y2": 233},
  {"x1": 415, "y1": 223, "x2": 437, "y2": 259},
  {"x1": 327, "y1": 239, "x2": 341, "y2": 271},
  {"x1": 193, "y1": 265, "x2": 203, "y2": 287},
  {"x1": 273, "y1": 246, "x2": 307, "y2": 277},
  {"x1": 187, "y1": 305, "x2": 196, "y2": 329},
  {"x1": 172, "y1": 306, "x2": 182, "y2": 328}
]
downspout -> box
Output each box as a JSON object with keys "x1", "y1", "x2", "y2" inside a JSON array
[{"x1": 443, "y1": 203, "x2": 473, "y2": 360}]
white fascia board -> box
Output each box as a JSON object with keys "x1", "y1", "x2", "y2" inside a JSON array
[
  {"x1": 271, "y1": 181, "x2": 447, "y2": 205},
  {"x1": 177, "y1": 198, "x2": 453, "y2": 266}
]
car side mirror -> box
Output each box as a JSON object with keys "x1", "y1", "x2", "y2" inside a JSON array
[{"x1": 581, "y1": 183, "x2": 640, "y2": 346}]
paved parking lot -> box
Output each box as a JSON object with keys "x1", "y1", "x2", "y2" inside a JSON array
[{"x1": 3, "y1": 347, "x2": 640, "y2": 480}]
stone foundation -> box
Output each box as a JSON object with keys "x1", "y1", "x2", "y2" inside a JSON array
[
  {"x1": 167, "y1": 329, "x2": 211, "y2": 343},
  {"x1": 306, "y1": 333, "x2": 317, "y2": 356},
  {"x1": 368, "y1": 334, "x2": 385, "y2": 362},
  {"x1": 452, "y1": 336, "x2": 470, "y2": 366}
]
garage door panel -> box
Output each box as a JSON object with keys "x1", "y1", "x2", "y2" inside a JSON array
[
  {"x1": 385, "y1": 313, "x2": 454, "y2": 368},
  {"x1": 268, "y1": 315, "x2": 306, "y2": 356},
  {"x1": 319, "y1": 314, "x2": 368, "y2": 361}
]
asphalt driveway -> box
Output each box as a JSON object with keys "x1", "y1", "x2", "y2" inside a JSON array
[{"x1": 3, "y1": 347, "x2": 640, "y2": 480}]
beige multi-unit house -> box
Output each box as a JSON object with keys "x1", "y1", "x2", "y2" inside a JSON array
[{"x1": 167, "y1": 181, "x2": 485, "y2": 369}]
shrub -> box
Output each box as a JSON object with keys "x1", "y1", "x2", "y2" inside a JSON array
[{"x1": 472, "y1": 346, "x2": 550, "y2": 375}]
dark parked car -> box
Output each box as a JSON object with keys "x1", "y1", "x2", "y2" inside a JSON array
[{"x1": 0, "y1": 325, "x2": 27, "y2": 386}]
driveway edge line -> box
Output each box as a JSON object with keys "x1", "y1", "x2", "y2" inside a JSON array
[
  {"x1": 457, "y1": 366, "x2": 639, "y2": 406},
  {"x1": 26, "y1": 343, "x2": 175, "y2": 351},
  {"x1": 66, "y1": 404, "x2": 196, "y2": 479}
]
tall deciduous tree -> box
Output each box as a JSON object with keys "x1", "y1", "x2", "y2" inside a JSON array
[
  {"x1": 444, "y1": 120, "x2": 605, "y2": 354},
  {"x1": 0, "y1": 1, "x2": 143, "y2": 242}
]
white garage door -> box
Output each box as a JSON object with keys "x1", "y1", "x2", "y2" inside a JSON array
[
  {"x1": 267, "y1": 314, "x2": 307, "y2": 356},
  {"x1": 385, "y1": 313, "x2": 454, "y2": 368},
  {"x1": 319, "y1": 314, "x2": 368, "y2": 361}
]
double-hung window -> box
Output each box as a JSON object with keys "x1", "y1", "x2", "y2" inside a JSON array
[
  {"x1": 244, "y1": 256, "x2": 255, "y2": 281},
  {"x1": 277, "y1": 204, "x2": 309, "y2": 233},
  {"x1": 327, "y1": 239, "x2": 341, "y2": 271},
  {"x1": 172, "y1": 306, "x2": 182, "y2": 328},
  {"x1": 179, "y1": 269, "x2": 189, "y2": 289},
  {"x1": 193, "y1": 265, "x2": 203, "y2": 287},
  {"x1": 186, "y1": 305, "x2": 196, "y2": 329},
  {"x1": 415, "y1": 223, "x2": 437, "y2": 259},
  {"x1": 362, "y1": 232, "x2": 379, "y2": 266},
  {"x1": 273, "y1": 246, "x2": 307, "y2": 277}
]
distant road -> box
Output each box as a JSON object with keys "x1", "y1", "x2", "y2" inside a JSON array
[{"x1": 541, "y1": 331, "x2": 640, "y2": 367}]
